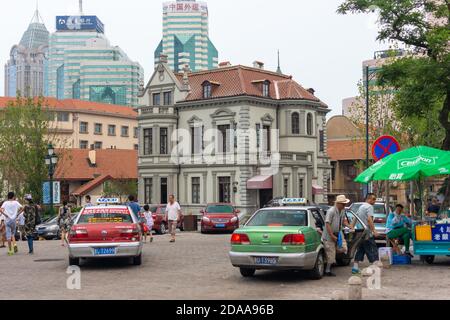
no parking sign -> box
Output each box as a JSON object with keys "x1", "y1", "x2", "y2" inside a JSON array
[{"x1": 372, "y1": 136, "x2": 401, "y2": 162}]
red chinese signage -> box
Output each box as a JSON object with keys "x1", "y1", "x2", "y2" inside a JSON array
[{"x1": 163, "y1": 1, "x2": 208, "y2": 13}]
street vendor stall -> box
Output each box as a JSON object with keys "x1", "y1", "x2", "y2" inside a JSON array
[{"x1": 355, "y1": 146, "x2": 450, "y2": 264}]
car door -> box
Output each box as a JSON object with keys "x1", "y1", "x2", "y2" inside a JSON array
[
  {"x1": 343, "y1": 210, "x2": 369, "y2": 260},
  {"x1": 310, "y1": 209, "x2": 325, "y2": 232}
]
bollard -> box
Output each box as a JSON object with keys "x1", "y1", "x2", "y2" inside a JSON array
[
  {"x1": 348, "y1": 276, "x2": 362, "y2": 300},
  {"x1": 361, "y1": 268, "x2": 372, "y2": 288}
]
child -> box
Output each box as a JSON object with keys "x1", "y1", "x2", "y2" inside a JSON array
[{"x1": 143, "y1": 205, "x2": 154, "y2": 243}]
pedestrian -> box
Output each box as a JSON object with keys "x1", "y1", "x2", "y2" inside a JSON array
[
  {"x1": 84, "y1": 195, "x2": 94, "y2": 208},
  {"x1": 322, "y1": 195, "x2": 350, "y2": 277},
  {"x1": 17, "y1": 210, "x2": 25, "y2": 241},
  {"x1": 23, "y1": 195, "x2": 37, "y2": 254},
  {"x1": 126, "y1": 195, "x2": 141, "y2": 219},
  {"x1": 0, "y1": 192, "x2": 23, "y2": 256},
  {"x1": 350, "y1": 193, "x2": 379, "y2": 275},
  {"x1": 0, "y1": 201, "x2": 6, "y2": 248},
  {"x1": 142, "y1": 205, "x2": 154, "y2": 243},
  {"x1": 165, "y1": 195, "x2": 181, "y2": 243},
  {"x1": 57, "y1": 201, "x2": 72, "y2": 247}
]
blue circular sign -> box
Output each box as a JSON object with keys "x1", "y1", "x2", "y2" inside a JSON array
[{"x1": 372, "y1": 136, "x2": 401, "y2": 161}]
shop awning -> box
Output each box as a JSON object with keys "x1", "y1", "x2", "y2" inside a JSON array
[
  {"x1": 312, "y1": 185, "x2": 324, "y2": 195},
  {"x1": 247, "y1": 175, "x2": 273, "y2": 190}
]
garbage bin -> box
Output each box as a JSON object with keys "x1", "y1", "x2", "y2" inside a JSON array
[{"x1": 183, "y1": 215, "x2": 198, "y2": 232}]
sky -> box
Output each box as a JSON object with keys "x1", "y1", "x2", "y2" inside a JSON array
[{"x1": 0, "y1": 0, "x2": 387, "y2": 116}]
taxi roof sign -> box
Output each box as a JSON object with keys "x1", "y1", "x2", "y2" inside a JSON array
[
  {"x1": 281, "y1": 198, "x2": 307, "y2": 205},
  {"x1": 97, "y1": 198, "x2": 120, "y2": 204}
]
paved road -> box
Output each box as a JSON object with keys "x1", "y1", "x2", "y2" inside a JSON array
[{"x1": 0, "y1": 233, "x2": 449, "y2": 300}]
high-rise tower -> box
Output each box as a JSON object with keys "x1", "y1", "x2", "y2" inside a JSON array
[
  {"x1": 154, "y1": 0, "x2": 218, "y2": 72},
  {"x1": 4, "y1": 8, "x2": 49, "y2": 97}
]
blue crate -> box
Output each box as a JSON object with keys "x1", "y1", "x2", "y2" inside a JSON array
[{"x1": 392, "y1": 254, "x2": 412, "y2": 265}]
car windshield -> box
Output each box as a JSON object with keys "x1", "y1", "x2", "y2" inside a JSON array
[
  {"x1": 78, "y1": 208, "x2": 133, "y2": 224},
  {"x1": 350, "y1": 203, "x2": 386, "y2": 215},
  {"x1": 206, "y1": 205, "x2": 234, "y2": 214},
  {"x1": 246, "y1": 209, "x2": 307, "y2": 227}
]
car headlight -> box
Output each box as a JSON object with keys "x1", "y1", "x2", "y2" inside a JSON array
[
  {"x1": 202, "y1": 216, "x2": 210, "y2": 222},
  {"x1": 230, "y1": 217, "x2": 238, "y2": 223},
  {"x1": 48, "y1": 225, "x2": 59, "y2": 231}
]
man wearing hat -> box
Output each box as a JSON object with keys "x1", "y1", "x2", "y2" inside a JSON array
[{"x1": 322, "y1": 195, "x2": 350, "y2": 277}]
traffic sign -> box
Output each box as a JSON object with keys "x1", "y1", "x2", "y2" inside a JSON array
[{"x1": 372, "y1": 135, "x2": 401, "y2": 162}]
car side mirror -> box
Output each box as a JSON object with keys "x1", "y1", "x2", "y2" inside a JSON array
[{"x1": 200, "y1": 210, "x2": 205, "y2": 214}]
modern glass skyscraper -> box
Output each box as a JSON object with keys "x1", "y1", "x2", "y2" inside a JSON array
[
  {"x1": 155, "y1": 0, "x2": 218, "y2": 72},
  {"x1": 4, "y1": 9, "x2": 49, "y2": 97},
  {"x1": 48, "y1": 15, "x2": 143, "y2": 107}
]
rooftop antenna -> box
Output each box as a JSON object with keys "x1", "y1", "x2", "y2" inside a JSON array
[
  {"x1": 30, "y1": 0, "x2": 44, "y2": 24},
  {"x1": 276, "y1": 50, "x2": 283, "y2": 74},
  {"x1": 79, "y1": 0, "x2": 84, "y2": 15}
]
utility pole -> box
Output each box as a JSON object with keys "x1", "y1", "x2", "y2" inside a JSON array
[{"x1": 365, "y1": 65, "x2": 370, "y2": 197}]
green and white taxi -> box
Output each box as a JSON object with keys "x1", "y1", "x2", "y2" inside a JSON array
[{"x1": 229, "y1": 199, "x2": 367, "y2": 279}]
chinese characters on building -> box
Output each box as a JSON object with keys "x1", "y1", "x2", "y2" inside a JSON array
[{"x1": 163, "y1": 1, "x2": 208, "y2": 13}]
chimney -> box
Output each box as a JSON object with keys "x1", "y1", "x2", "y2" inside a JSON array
[
  {"x1": 307, "y1": 88, "x2": 316, "y2": 96},
  {"x1": 253, "y1": 61, "x2": 264, "y2": 70},
  {"x1": 181, "y1": 64, "x2": 191, "y2": 91},
  {"x1": 159, "y1": 54, "x2": 168, "y2": 64},
  {"x1": 88, "y1": 149, "x2": 96, "y2": 166},
  {"x1": 219, "y1": 61, "x2": 232, "y2": 68}
]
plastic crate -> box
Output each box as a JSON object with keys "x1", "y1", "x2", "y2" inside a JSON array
[
  {"x1": 392, "y1": 255, "x2": 412, "y2": 265},
  {"x1": 415, "y1": 225, "x2": 432, "y2": 241}
]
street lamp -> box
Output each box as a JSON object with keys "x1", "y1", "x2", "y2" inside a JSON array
[{"x1": 45, "y1": 144, "x2": 58, "y2": 214}]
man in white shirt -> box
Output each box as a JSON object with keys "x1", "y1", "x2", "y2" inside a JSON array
[
  {"x1": 0, "y1": 192, "x2": 24, "y2": 255},
  {"x1": 165, "y1": 195, "x2": 181, "y2": 243}
]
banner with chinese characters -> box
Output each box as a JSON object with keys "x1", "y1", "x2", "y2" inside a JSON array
[
  {"x1": 432, "y1": 224, "x2": 450, "y2": 242},
  {"x1": 163, "y1": 1, "x2": 208, "y2": 13}
]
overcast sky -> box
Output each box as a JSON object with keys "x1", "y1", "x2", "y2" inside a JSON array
[{"x1": 0, "y1": 0, "x2": 387, "y2": 116}]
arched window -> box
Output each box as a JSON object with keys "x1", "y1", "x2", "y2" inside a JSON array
[
  {"x1": 307, "y1": 113, "x2": 313, "y2": 136},
  {"x1": 291, "y1": 112, "x2": 300, "y2": 135},
  {"x1": 262, "y1": 81, "x2": 270, "y2": 97},
  {"x1": 203, "y1": 82, "x2": 212, "y2": 98}
]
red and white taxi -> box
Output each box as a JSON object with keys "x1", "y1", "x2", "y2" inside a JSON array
[{"x1": 67, "y1": 199, "x2": 143, "y2": 266}]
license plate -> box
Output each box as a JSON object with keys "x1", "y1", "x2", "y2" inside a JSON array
[
  {"x1": 215, "y1": 224, "x2": 226, "y2": 228},
  {"x1": 94, "y1": 248, "x2": 116, "y2": 256},
  {"x1": 255, "y1": 257, "x2": 278, "y2": 265}
]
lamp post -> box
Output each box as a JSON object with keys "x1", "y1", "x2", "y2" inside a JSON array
[
  {"x1": 45, "y1": 144, "x2": 58, "y2": 214},
  {"x1": 365, "y1": 65, "x2": 377, "y2": 197}
]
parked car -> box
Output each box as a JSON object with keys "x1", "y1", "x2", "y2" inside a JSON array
[
  {"x1": 34, "y1": 213, "x2": 78, "y2": 240},
  {"x1": 200, "y1": 203, "x2": 240, "y2": 233},
  {"x1": 67, "y1": 204, "x2": 144, "y2": 266},
  {"x1": 349, "y1": 202, "x2": 388, "y2": 244},
  {"x1": 147, "y1": 204, "x2": 184, "y2": 235},
  {"x1": 229, "y1": 204, "x2": 368, "y2": 279}
]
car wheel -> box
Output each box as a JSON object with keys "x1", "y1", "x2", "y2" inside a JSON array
[
  {"x1": 239, "y1": 267, "x2": 256, "y2": 278},
  {"x1": 424, "y1": 255, "x2": 435, "y2": 265},
  {"x1": 159, "y1": 223, "x2": 167, "y2": 235},
  {"x1": 309, "y1": 251, "x2": 325, "y2": 280},
  {"x1": 133, "y1": 254, "x2": 142, "y2": 266},
  {"x1": 69, "y1": 257, "x2": 80, "y2": 266},
  {"x1": 179, "y1": 223, "x2": 184, "y2": 232}
]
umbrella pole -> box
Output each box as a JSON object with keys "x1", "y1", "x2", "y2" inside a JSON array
[{"x1": 418, "y1": 177, "x2": 424, "y2": 220}]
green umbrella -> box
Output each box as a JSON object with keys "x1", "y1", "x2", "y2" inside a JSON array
[{"x1": 355, "y1": 146, "x2": 450, "y2": 183}]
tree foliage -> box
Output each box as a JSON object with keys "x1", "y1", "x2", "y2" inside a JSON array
[
  {"x1": 338, "y1": 0, "x2": 450, "y2": 208},
  {"x1": 0, "y1": 97, "x2": 52, "y2": 201},
  {"x1": 103, "y1": 179, "x2": 138, "y2": 203}
]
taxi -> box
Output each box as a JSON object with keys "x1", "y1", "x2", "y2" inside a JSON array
[
  {"x1": 229, "y1": 198, "x2": 368, "y2": 279},
  {"x1": 67, "y1": 198, "x2": 144, "y2": 266}
]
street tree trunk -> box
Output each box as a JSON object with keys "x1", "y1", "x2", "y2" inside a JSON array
[{"x1": 439, "y1": 92, "x2": 450, "y2": 211}]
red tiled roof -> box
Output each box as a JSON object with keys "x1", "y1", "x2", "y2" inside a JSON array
[
  {"x1": 0, "y1": 97, "x2": 137, "y2": 119},
  {"x1": 175, "y1": 65, "x2": 327, "y2": 105},
  {"x1": 328, "y1": 140, "x2": 373, "y2": 161},
  {"x1": 55, "y1": 149, "x2": 138, "y2": 181},
  {"x1": 72, "y1": 174, "x2": 112, "y2": 196}
]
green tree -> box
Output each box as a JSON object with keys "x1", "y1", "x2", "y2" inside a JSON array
[
  {"x1": 103, "y1": 179, "x2": 138, "y2": 203},
  {"x1": 0, "y1": 97, "x2": 52, "y2": 201},
  {"x1": 338, "y1": 0, "x2": 450, "y2": 209}
]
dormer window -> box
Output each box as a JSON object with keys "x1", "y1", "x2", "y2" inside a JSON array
[
  {"x1": 203, "y1": 82, "x2": 212, "y2": 99},
  {"x1": 263, "y1": 81, "x2": 270, "y2": 97}
]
